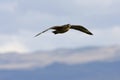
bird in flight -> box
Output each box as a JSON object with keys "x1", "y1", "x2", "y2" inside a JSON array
[{"x1": 34, "y1": 24, "x2": 93, "y2": 37}]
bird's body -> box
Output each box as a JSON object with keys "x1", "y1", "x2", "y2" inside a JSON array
[
  {"x1": 52, "y1": 24, "x2": 71, "y2": 34},
  {"x1": 34, "y1": 24, "x2": 93, "y2": 37}
]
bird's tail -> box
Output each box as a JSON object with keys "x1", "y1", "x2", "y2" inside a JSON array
[{"x1": 52, "y1": 31, "x2": 58, "y2": 34}]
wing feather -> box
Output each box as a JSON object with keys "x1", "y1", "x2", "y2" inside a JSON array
[
  {"x1": 34, "y1": 29, "x2": 50, "y2": 37},
  {"x1": 34, "y1": 26, "x2": 62, "y2": 37},
  {"x1": 70, "y1": 25, "x2": 93, "y2": 35}
]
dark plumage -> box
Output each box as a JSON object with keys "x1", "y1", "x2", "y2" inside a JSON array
[{"x1": 34, "y1": 24, "x2": 93, "y2": 37}]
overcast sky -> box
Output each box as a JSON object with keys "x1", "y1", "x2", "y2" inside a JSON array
[{"x1": 0, "y1": 0, "x2": 120, "y2": 53}]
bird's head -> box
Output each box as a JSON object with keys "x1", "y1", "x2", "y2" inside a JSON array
[{"x1": 66, "y1": 24, "x2": 71, "y2": 27}]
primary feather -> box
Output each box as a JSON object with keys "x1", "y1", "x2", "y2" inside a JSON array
[
  {"x1": 70, "y1": 25, "x2": 93, "y2": 35},
  {"x1": 34, "y1": 26, "x2": 60, "y2": 37},
  {"x1": 34, "y1": 28, "x2": 50, "y2": 37}
]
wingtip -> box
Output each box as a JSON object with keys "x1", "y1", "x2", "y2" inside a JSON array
[
  {"x1": 34, "y1": 36, "x2": 37, "y2": 37},
  {"x1": 34, "y1": 34, "x2": 39, "y2": 37},
  {"x1": 86, "y1": 31, "x2": 93, "y2": 35},
  {"x1": 89, "y1": 32, "x2": 93, "y2": 35},
  {"x1": 34, "y1": 33, "x2": 41, "y2": 37},
  {"x1": 33, "y1": 35, "x2": 37, "y2": 38}
]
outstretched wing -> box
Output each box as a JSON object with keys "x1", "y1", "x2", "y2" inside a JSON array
[
  {"x1": 34, "y1": 28, "x2": 50, "y2": 37},
  {"x1": 34, "y1": 26, "x2": 61, "y2": 37},
  {"x1": 70, "y1": 25, "x2": 93, "y2": 35}
]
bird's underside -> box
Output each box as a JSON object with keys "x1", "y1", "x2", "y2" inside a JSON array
[{"x1": 34, "y1": 24, "x2": 93, "y2": 37}]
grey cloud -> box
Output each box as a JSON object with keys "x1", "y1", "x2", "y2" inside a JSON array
[
  {"x1": 0, "y1": 0, "x2": 120, "y2": 51},
  {"x1": 0, "y1": 45, "x2": 120, "y2": 69},
  {"x1": 0, "y1": 0, "x2": 120, "y2": 34},
  {"x1": 17, "y1": 0, "x2": 120, "y2": 17}
]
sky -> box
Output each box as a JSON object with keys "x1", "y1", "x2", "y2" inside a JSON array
[{"x1": 0, "y1": 0, "x2": 120, "y2": 53}]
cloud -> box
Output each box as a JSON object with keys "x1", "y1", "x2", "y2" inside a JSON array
[
  {"x1": 0, "y1": 1, "x2": 18, "y2": 13},
  {"x1": 74, "y1": 0, "x2": 113, "y2": 7},
  {"x1": 16, "y1": 0, "x2": 119, "y2": 16},
  {"x1": 92, "y1": 26, "x2": 120, "y2": 46},
  {"x1": 111, "y1": 26, "x2": 120, "y2": 37},
  {"x1": 0, "y1": 25, "x2": 120, "y2": 53},
  {"x1": 0, "y1": 63, "x2": 34, "y2": 69},
  {"x1": 0, "y1": 34, "x2": 29, "y2": 53},
  {"x1": 0, "y1": 0, "x2": 120, "y2": 34},
  {"x1": 0, "y1": 0, "x2": 120, "y2": 53},
  {"x1": 16, "y1": 11, "x2": 59, "y2": 27},
  {"x1": 56, "y1": 46, "x2": 120, "y2": 64},
  {"x1": 0, "y1": 41, "x2": 29, "y2": 53},
  {"x1": 0, "y1": 45, "x2": 120, "y2": 69}
]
